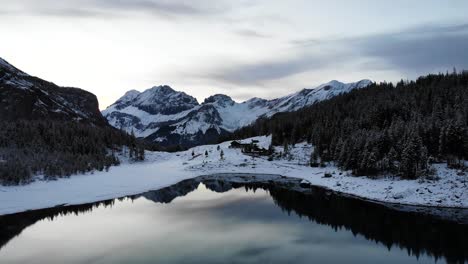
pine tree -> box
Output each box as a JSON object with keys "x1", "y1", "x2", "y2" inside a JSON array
[
  {"x1": 400, "y1": 133, "x2": 428, "y2": 179},
  {"x1": 464, "y1": 131, "x2": 468, "y2": 163},
  {"x1": 268, "y1": 144, "x2": 274, "y2": 155},
  {"x1": 283, "y1": 141, "x2": 289, "y2": 156},
  {"x1": 138, "y1": 147, "x2": 145, "y2": 161},
  {"x1": 366, "y1": 148, "x2": 378, "y2": 175},
  {"x1": 387, "y1": 147, "x2": 398, "y2": 173},
  {"x1": 129, "y1": 146, "x2": 134, "y2": 159},
  {"x1": 310, "y1": 149, "x2": 319, "y2": 167}
]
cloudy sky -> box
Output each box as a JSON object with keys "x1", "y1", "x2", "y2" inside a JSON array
[{"x1": 1, "y1": 0, "x2": 468, "y2": 109}]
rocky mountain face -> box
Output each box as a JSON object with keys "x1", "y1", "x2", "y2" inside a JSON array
[
  {"x1": 0, "y1": 57, "x2": 107, "y2": 125},
  {"x1": 103, "y1": 79, "x2": 372, "y2": 148}
]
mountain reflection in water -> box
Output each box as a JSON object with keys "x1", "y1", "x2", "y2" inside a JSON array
[{"x1": 0, "y1": 176, "x2": 467, "y2": 264}]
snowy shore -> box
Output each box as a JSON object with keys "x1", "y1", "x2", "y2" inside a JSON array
[{"x1": 0, "y1": 136, "x2": 467, "y2": 216}]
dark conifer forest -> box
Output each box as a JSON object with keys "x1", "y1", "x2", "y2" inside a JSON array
[
  {"x1": 0, "y1": 121, "x2": 146, "y2": 185},
  {"x1": 230, "y1": 71, "x2": 468, "y2": 179}
]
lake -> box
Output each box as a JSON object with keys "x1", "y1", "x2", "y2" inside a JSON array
[{"x1": 0, "y1": 176, "x2": 467, "y2": 264}]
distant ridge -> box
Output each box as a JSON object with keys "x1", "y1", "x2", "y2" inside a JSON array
[{"x1": 103, "y1": 79, "x2": 372, "y2": 147}]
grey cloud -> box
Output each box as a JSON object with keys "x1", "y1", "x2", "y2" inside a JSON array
[
  {"x1": 0, "y1": 0, "x2": 228, "y2": 18},
  {"x1": 207, "y1": 49, "x2": 350, "y2": 85},
  {"x1": 237, "y1": 245, "x2": 278, "y2": 257},
  {"x1": 235, "y1": 29, "x2": 271, "y2": 39},
  {"x1": 352, "y1": 24, "x2": 468, "y2": 73},
  {"x1": 290, "y1": 38, "x2": 323, "y2": 47},
  {"x1": 36, "y1": 7, "x2": 111, "y2": 18},
  {"x1": 212, "y1": 56, "x2": 325, "y2": 85},
  {"x1": 208, "y1": 23, "x2": 468, "y2": 86},
  {"x1": 400, "y1": 23, "x2": 468, "y2": 35},
  {"x1": 96, "y1": 0, "x2": 210, "y2": 16}
]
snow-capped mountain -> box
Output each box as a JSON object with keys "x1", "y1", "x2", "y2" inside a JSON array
[
  {"x1": 0, "y1": 57, "x2": 107, "y2": 125},
  {"x1": 103, "y1": 79, "x2": 372, "y2": 147}
]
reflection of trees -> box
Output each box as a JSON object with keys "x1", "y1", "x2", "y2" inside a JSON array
[
  {"x1": 0, "y1": 180, "x2": 205, "y2": 250},
  {"x1": 0, "y1": 198, "x2": 120, "y2": 250},
  {"x1": 239, "y1": 183, "x2": 468, "y2": 264},
  {"x1": 0, "y1": 177, "x2": 467, "y2": 263}
]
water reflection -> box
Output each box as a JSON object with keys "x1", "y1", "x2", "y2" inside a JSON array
[{"x1": 0, "y1": 176, "x2": 467, "y2": 264}]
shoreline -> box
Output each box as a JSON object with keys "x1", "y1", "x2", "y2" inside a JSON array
[
  {"x1": 2, "y1": 173, "x2": 467, "y2": 224},
  {"x1": 203, "y1": 174, "x2": 468, "y2": 224},
  {"x1": 0, "y1": 136, "x2": 466, "y2": 216}
]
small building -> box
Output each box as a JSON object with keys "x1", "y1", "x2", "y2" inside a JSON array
[
  {"x1": 231, "y1": 140, "x2": 271, "y2": 156},
  {"x1": 230, "y1": 141, "x2": 251, "y2": 149}
]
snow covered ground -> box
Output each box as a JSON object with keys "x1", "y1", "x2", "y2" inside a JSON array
[{"x1": 0, "y1": 136, "x2": 467, "y2": 215}]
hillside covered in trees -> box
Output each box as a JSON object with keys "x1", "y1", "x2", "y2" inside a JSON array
[
  {"x1": 0, "y1": 121, "x2": 146, "y2": 185},
  {"x1": 230, "y1": 71, "x2": 468, "y2": 179}
]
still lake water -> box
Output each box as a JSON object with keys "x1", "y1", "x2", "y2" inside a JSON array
[{"x1": 0, "y1": 177, "x2": 467, "y2": 264}]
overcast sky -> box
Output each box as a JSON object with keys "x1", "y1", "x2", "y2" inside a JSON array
[{"x1": 1, "y1": 0, "x2": 468, "y2": 109}]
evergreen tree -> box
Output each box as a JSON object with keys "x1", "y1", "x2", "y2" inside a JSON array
[
  {"x1": 138, "y1": 147, "x2": 145, "y2": 161},
  {"x1": 310, "y1": 149, "x2": 319, "y2": 167},
  {"x1": 283, "y1": 141, "x2": 289, "y2": 156},
  {"x1": 268, "y1": 144, "x2": 275, "y2": 155},
  {"x1": 387, "y1": 147, "x2": 399, "y2": 174},
  {"x1": 400, "y1": 133, "x2": 428, "y2": 179}
]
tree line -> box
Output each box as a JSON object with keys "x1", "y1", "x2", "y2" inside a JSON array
[
  {"x1": 0, "y1": 121, "x2": 146, "y2": 185},
  {"x1": 229, "y1": 71, "x2": 468, "y2": 179}
]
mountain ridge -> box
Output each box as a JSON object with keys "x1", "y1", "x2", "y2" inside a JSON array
[
  {"x1": 0, "y1": 57, "x2": 107, "y2": 125},
  {"x1": 103, "y1": 79, "x2": 372, "y2": 147}
]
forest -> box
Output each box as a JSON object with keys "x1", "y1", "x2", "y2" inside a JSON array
[
  {"x1": 0, "y1": 121, "x2": 146, "y2": 185},
  {"x1": 230, "y1": 71, "x2": 468, "y2": 179}
]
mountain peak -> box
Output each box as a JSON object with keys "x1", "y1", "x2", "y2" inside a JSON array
[
  {"x1": 116, "y1": 90, "x2": 140, "y2": 103},
  {"x1": 148, "y1": 85, "x2": 176, "y2": 94},
  {"x1": 315, "y1": 79, "x2": 372, "y2": 91},
  {"x1": 203, "y1": 94, "x2": 235, "y2": 107},
  {"x1": 326, "y1": 80, "x2": 342, "y2": 85},
  {"x1": 126, "y1": 89, "x2": 141, "y2": 95},
  {"x1": 355, "y1": 79, "x2": 373, "y2": 86},
  {"x1": 124, "y1": 85, "x2": 199, "y2": 115},
  {"x1": 315, "y1": 80, "x2": 346, "y2": 90}
]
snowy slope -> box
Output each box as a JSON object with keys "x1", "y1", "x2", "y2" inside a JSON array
[
  {"x1": 265, "y1": 79, "x2": 372, "y2": 114},
  {"x1": 103, "y1": 80, "x2": 372, "y2": 146}
]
